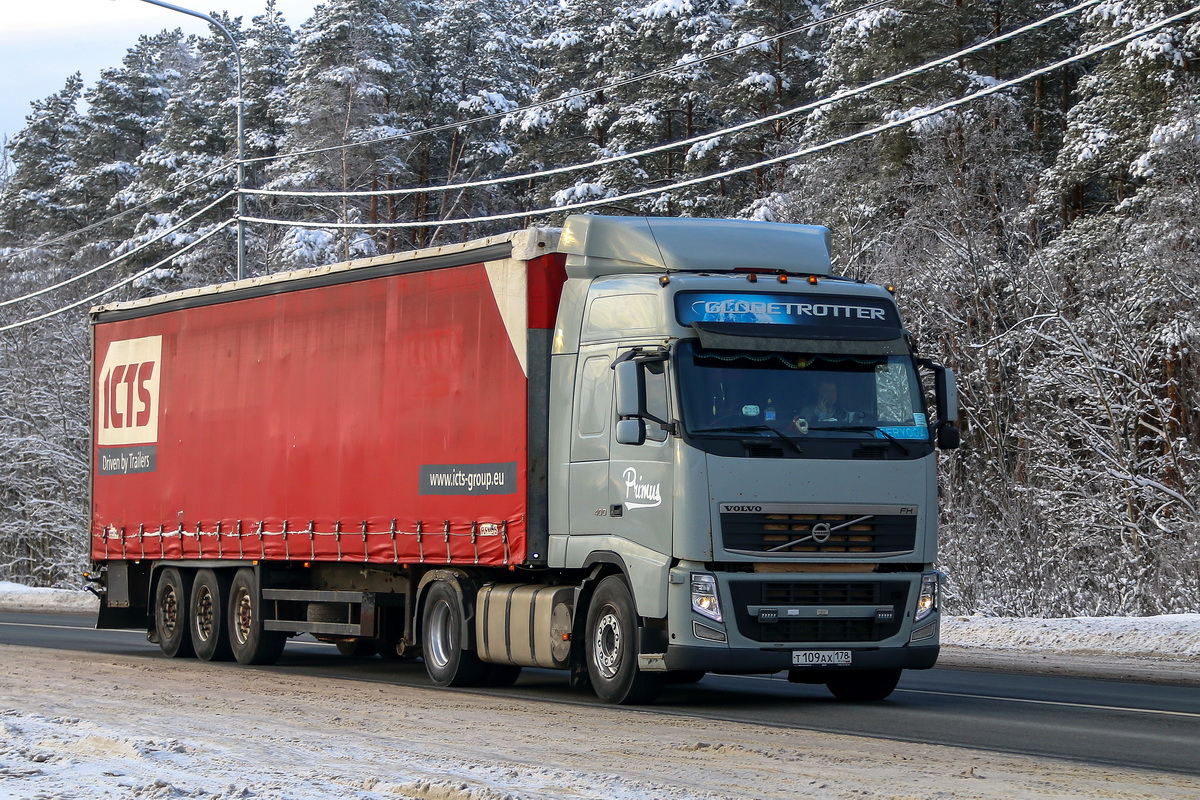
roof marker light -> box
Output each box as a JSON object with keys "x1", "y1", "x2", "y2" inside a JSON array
[
  {"x1": 808, "y1": 275, "x2": 819, "y2": 285},
  {"x1": 747, "y1": 273, "x2": 758, "y2": 283},
  {"x1": 777, "y1": 274, "x2": 788, "y2": 284}
]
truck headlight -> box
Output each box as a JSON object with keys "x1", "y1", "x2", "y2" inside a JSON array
[
  {"x1": 691, "y1": 573, "x2": 722, "y2": 623},
  {"x1": 915, "y1": 573, "x2": 939, "y2": 623}
]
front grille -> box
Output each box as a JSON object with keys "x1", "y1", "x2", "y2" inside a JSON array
[
  {"x1": 720, "y1": 511, "x2": 916, "y2": 555},
  {"x1": 763, "y1": 581, "x2": 881, "y2": 606},
  {"x1": 729, "y1": 579, "x2": 909, "y2": 644},
  {"x1": 754, "y1": 619, "x2": 880, "y2": 643}
]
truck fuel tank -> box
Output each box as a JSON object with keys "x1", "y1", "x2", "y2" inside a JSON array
[{"x1": 476, "y1": 584, "x2": 574, "y2": 669}]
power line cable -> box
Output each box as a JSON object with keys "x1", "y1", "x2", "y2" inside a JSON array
[
  {"x1": 245, "y1": 0, "x2": 1101, "y2": 202},
  {"x1": 0, "y1": 221, "x2": 234, "y2": 333},
  {"x1": 0, "y1": 162, "x2": 234, "y2": 260},
  {"x1": 0, "y1": 191, "x2": 236, "y2": 309},
  {"x1": 242, "y1": 4, "x2": 1199, "y2": 230},
  {"x1": 244, "y1": 0, "x2": 893, "y2": 167}
]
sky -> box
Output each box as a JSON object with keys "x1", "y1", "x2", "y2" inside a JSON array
[{"x1": 0, "y1": 0, "x2": 321, "y2": 144}]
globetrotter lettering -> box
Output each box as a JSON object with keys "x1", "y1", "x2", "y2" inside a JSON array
[
  {"x1": 622, "y1": 467, "x2": 662, "y2": 510},
  {"x1": 695, "y1": 299, "x2": 886, "y2": 320}
]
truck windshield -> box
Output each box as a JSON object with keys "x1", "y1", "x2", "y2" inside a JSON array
[{"x1": 675, "y1": 340, "x2": 928, "y2": 442}]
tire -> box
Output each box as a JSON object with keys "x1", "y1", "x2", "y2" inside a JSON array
[
  {"x1": 421, "y1": 580, "x2": 487, "y2": 687},
  {"x1": 228, "y1": 567, "x2": 286, "y2": 665},
  {"x1": 585, "y1": 575, "x2": 662, "y2": 705},
  {"x1": 189, "y1": 569, "x2": 234, "y2": 662},
  {"x1": 826, "y1": 669, "x2": 902, "y2": 701},
  {"x1": 154, "y1": 567, "x2": 194, "y2": 658},
  {"x1": 335, "y1": 640, "x2": 379, "y2": 658}
]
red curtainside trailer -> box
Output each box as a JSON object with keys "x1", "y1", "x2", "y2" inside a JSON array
[{"x1": 91, "y1": 230, "x2": 566, "y2": 570}]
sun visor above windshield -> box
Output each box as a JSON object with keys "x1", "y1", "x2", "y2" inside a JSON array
[
  {"x1": 691, "y1": 322, "x2": 910, "y2": 355},
  {"x1": 559, "y1": 215, "x2": 833, "y2": 277}
]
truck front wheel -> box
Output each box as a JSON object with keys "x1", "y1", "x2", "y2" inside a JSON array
[
  {"x1": 228, "y1": 568, "x2": 286, "y2": 665},
  {"x1": 421, "y1": 580, "x2": 487, "y2": 687},
  {"x1": 154, "y1": 567, "x2": 194, "y2": 658},
  {"x1": 825, "y1": 669, "x2": 902, "y2": 701},
  {"x1": 585, "y1": 576, "x2": 662, "y2": 705}
]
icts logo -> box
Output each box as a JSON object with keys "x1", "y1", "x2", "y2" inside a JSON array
[{"x1": 98, "y1": 336, "x2": 162, "y2": 446}]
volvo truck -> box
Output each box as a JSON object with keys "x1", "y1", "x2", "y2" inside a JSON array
[{"x1": 89, "y1": 215, "x2": 959, "y2": 704}]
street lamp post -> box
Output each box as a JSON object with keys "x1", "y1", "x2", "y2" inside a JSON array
[{"x1": 134, "y1": 0, "x2": 247, "y2": 281}]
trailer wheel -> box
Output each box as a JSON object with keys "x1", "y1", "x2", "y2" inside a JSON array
[
  {"x1": 154, "y1": 567, "x2": 194, "y2": 658},
  {"x1": 190, "y1": 569, "x2": 234, "y2": 662},
  {"x1": 825, "y1": 669, "x2": 901, "y2": 701},
  {"x1": 228, "y1": 568, "x2": 286, "y2": 665},
  {"x1": 585, "y1": 576, "x2": 662, "y2": 705},
  {"x1": 421, "y1": 580, "x2": 487, "y2": 687}
]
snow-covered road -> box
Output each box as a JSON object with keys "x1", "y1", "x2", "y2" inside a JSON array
[{"x1": 2, "y1": 582, "x2": 1198, "y2": 799}]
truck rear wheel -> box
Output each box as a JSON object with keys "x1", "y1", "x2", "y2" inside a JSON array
[
  {"x1": 825, "y1": 669, "x2": 902, "y2": 701},
  {"x1": 585, "y1": 576, "x2": 662, "y2": 705},
  {"x1": 228, "y1": 568, "x2": 286, "y2": 665},
  {"x1": 154, "y1": 567, "x2": 194, "y2": 658},
  {"x1": 190, "y1": 569, "x2": 234, "y2": 662},
  {"x1": 421, "y1": 580, "x2": 487, "y2": 687}
]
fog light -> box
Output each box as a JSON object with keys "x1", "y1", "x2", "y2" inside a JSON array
[
  {"x1": 693, "y1": 621, "x2": 727, "y2": 642},
  {"x1": 691, "y1": 573, "x2": 722, "y2": 623},
  {"x1": 915, "y1": 572, "x2": 939, "y2": 623}
]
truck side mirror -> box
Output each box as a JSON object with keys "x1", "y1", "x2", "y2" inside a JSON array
[
  {"x1": 936, "y1": 422, "x2": 961, "y2": 450},
  {"x1": 615, "y1": 418, "x2": 646, "y2": 446},
  {"x1": 934, "y1": 367, "x2": 958, "y2": 425},
  {"x1": 614, "y1": 359, "x2": 645, "y2": 419}
]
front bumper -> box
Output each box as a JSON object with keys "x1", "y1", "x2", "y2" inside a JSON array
[{"x1": 664, "y1": 642, "x2": 939, "y2": 673}]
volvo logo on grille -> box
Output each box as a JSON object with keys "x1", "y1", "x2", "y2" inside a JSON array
[
  {"x1": 721, "y1": 504, "x2": 763, "y2": 513},
  {"x1": 810, "y1": 522, "x2": 833, "y2": 543}
]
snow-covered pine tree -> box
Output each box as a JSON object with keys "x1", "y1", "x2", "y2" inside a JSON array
[
  {"x1": 268, "y1": 0, "x2": 422, "y2": 266},
  {"x1": 0, "y1": 74, "x2": 85, "y2": 248},
  {"x1": 403, "y1": 0, "x2": 538, "y2": 244},
  {"x1": 242, "y1": 0, "x2": 297, "y2": 271}
]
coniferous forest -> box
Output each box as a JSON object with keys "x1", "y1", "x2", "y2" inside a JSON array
[{"x1": 0, "y1": 0, "x2": 1197, "y2": 616}]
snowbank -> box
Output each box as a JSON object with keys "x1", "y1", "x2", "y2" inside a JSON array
[
  {"x1": 0, "y1": 581, "x2": 98, "y2": 613},
  {"x1": 942, "y1": 614, "x2": 1200, "y2": 659}
]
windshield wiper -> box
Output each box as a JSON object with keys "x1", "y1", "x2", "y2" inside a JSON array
[
  {"x1": 691, "y1": 424, "x2": 803, "y2": 455},
  {"x1": 814, "y1": 425, "x2": 911, "y2": 455}
]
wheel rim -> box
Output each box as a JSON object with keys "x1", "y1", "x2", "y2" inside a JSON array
[
  {"x1": 160, "y1": 584, "x2": 180, "y2": 639},
  {"x1": 426, "y1": 599, "x2": 454, "y2": 670},
  {"x1": 194, "y1": 585, "x2": 214, "y2": 643},
  {"x1": 234, "y1": 588, "x2": 252, "y2": 645},
  {"x1": 593, "y1": 608, "x2": 623, "y2": 680}
]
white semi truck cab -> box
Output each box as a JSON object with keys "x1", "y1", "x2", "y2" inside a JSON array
[{"x1": 542, "y1": 215, "x2": 958, "y2": 702}]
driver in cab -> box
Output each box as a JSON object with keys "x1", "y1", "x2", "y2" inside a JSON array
[{"x1": 791, "y1": 380, "x2": 849, "y2": 433}]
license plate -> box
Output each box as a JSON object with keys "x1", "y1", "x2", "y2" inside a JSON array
[{"x1": 792, "y1": 650, "x2": 852, "y2": 666}]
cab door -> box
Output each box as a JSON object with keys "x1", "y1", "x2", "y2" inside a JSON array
[{"x1": 608, "y1": 352, "x2": 674, "y2": 557}]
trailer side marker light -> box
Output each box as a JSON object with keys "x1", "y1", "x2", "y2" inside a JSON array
[
  {"x1": 303, "y1": 562, "x2": 311, "y2": 568},
  {"x1": 562, "y1": 633, "x2": 571, "y2": 641},
  {"x1": 808, "y1": 275, "x2": 818, "y2": 285}
]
